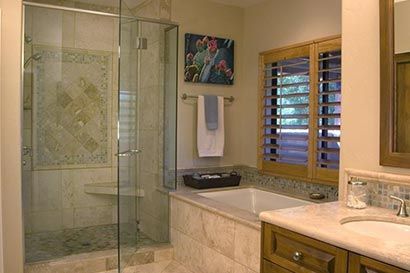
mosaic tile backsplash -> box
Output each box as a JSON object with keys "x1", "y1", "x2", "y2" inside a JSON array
[
  {"x1": 32, "y1": 46, "x2": 112, "y2": 168},
  {"x1": 367, "y1": 181, "x2": 410, "y2": 212},
  {"x1": 177, "y1": 165, "x2": 339, "y2": 201}
]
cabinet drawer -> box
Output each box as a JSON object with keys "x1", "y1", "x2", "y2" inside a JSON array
[
  {"x1": 262, "y1": 223, "x2": 348, "y2": 273},
  {"x1": 348, "y1": 253, "x2": 409, "y2": 273},
  {"x1": 263, "y1": 259, "x2": 293, "y2": 273}
]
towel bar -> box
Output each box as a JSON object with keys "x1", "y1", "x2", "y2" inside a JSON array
[{"x1": 180, "y1": 93, "x2": 235, "y2": 103}]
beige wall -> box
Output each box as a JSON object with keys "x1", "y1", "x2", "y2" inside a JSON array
[
  {"x1": 339, "y1": 0, "x2": 410, "y2": 199},
  {"x1": 0, "y1": 0, "x2": 24, "y2": 272},
  {"x1": 0, "y1": 7, "x2": 3, "y2": 273},
  {"x1": 173, "y1": 0, "x2": 342, "y2": 170},
  {"x1": 240, "y1": 0, "x2": 342, "y2": 167},
  {"x1": 172, "y1": 0, "x2": 244, "y2": 169}
]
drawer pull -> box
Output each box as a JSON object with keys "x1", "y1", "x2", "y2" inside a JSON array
[{"x1": 292, "y1": 251, "x2": 303, "y2": 262}]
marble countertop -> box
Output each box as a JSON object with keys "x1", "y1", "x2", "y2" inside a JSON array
[{"x1": 259, "y1": 202, "x2": 410, "y2": 270}]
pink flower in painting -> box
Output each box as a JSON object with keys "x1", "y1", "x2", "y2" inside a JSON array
[
  {"x1": 208, "y1": 39, "x2": 218, "y2": 53},
  {"x1": 217, "y1": 60, "x2": 227, "y2": 71}
]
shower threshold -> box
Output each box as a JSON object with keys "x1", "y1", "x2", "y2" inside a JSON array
[
  {"x1": 24, "y1": 243, "x2": 174, "y2": 273},
  {"x1": 25, "y1": 224, "x2": 157, "y2": 263}
]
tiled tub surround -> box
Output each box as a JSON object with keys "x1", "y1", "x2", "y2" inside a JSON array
[
  {"x1": 259, "y1": 202, "x2": 410, "y2": 270},
  {"x1": 170, "y1": 186, "x2": 323, "y2": 273},
  {"x1": 176, "y1": 165, "x2": 339, "y2": 202},
  {"x1": 170, "y1": 195, "x2": 260, "y2": 273}
]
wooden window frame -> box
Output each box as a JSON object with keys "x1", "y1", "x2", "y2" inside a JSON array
[{"x1": 258, "y1": 35, "x2": 341, "y2": 185}]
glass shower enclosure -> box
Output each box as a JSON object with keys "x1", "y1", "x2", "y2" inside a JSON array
[
  {"x1": 21, "y1": 1, "x2": 178, "y2": 272},
  {"x1": 117, "y1": 9, "x2": 178, "y2": 271}
]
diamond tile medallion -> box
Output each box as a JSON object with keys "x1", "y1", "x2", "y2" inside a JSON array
[{"x1": 32, "y1": 46, "x2": 112, "y2": 169}]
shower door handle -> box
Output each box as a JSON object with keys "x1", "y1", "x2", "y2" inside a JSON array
[{"x1": 115, "y1": 149, "x2": 142, "y2": 157}]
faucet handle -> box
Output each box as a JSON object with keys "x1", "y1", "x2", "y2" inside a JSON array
[{"x1": 389, "y1": 195, "x2": 409, "y2": 217}]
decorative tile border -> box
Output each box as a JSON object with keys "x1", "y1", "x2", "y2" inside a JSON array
[
  {"x1": 176, "y1": 165, "x2": 339, "y2": 201},
  {"x1": 345, "y1": 169, "x2": 410, "y2": 212}
]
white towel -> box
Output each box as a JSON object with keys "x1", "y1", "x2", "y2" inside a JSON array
[{"x1": 197, "y1": 95, "x2": 224, "y2": 157}]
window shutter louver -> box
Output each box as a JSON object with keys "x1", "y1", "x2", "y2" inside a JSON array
[
  {"x1": 263, "y1": 56, "x2": 310, "y2": 165},
  {"x1": 258, "y1": 37, "x2": 341, "y2": 184}
]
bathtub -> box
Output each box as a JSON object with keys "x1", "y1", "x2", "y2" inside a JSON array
[{"x1": 197, "y1": 187, "x2": 313, "y2": 215}]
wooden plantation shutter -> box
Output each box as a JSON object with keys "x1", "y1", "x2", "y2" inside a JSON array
[
  {"x1": 258, "y1": 36, "x2": 341, "y2": 184},
  {"x1": 314, "y1": 38, "x2": 342, "y2": 182},
  {"x1": 259, "y1": 45, "x2": 311, "y2": 179}
]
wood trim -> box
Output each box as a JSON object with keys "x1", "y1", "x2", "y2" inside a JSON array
[
  {"x1": 308, "y1": 43, "x2": 317, "y2": 180},
  {"x1": 348, "y1": 253, "x2": 408, "y2": 273},
  {"x1": 261, "y1": 161, "x2": 308, "y2": 179},
  {"x1": 258, "y1": 54, "x2": 265, "y2": 171},
  {"x1": 259, "y1": 170, "x2": 338, "y2": 186},
  {"x1": 315, "y1": 168, "x2": 339, "y2": 183},
  {"x1": 263, "y1": 45, "x2": 310, "y2": 65},
  {"x1": 379, "y1": 0, "x2": 410, "y2": 168},
  {"x1": 313, "y1": 38, "x2": 341, "y2": 184},
  {"x1": 316, "y1": 37, "x2": 342, "y2": 53},
  {"x1": 262, "y1": 223, "x2": 348, "y2": 273},
  {"x1": 260, "y1": 35, "x2": 341, "y2": 56},
  {"x1": 262, "y1": 259, "x2": 293, "y2": 273}
]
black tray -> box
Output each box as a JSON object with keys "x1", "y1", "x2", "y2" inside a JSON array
[{"x1": 183, "y1": 172, "x2": 241, "y2": 189}]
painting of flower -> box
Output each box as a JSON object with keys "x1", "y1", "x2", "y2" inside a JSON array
[{"x1": 184, "y1": 33, "x2": 234, "y2": 85}]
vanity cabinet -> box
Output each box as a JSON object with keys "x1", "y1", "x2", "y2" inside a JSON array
[
  {"x1": 348, "y1": 253, "x2": 408, "y2": 273},
  {"x1": 262, "y1": 223, "x2": 348, "y2": 273},
  {"x1": 261, "y1": 223, "x2": 409, "y2": 273}
]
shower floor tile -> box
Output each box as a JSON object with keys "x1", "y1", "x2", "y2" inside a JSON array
[{"x1": 25, "y1": 224, "x2": 157, "y2": 263}]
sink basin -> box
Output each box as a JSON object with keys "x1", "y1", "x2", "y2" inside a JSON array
[{"x1": 341, "y1": 220, "x2": 410, "y2": 244}]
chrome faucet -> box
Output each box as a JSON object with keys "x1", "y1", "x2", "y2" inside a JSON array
[{"x1": 389, "y1": 195, "x2": 409, "y2": 217}]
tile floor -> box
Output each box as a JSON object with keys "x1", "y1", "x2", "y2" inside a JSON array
[
  {"x1": 25, "y1": 224, "x2": 157, "y2": 263},
  {"x1": 104, "y1": 260, "x2": 193, "y2": 273}
]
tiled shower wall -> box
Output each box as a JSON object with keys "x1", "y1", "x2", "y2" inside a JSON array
[
  {"x1": 23, "y1": 6, "x2": 120, "y2": 234},
  {"x1": 23, "y1": 0, "x2": 173, "y2": 239}
]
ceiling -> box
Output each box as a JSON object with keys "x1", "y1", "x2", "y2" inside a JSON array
[{"x1": 209, "y1": 0, "x2": 268, "y2": 8}]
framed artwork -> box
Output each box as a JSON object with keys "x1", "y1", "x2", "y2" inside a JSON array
[{"x1": 184, "y1": 33, "x2": 234, "y2": 85}]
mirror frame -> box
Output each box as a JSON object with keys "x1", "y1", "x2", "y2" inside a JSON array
[{"x1": 380, "y1": 0, "x2": 410, "y2": 167}]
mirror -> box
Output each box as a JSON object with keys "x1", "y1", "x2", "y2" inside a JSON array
[
  {"x1": 380, "y1": 0, "x2": 410, "y2": 167},
  {"x1": 394, "y1": 0, "x2": 410, "y2": 153}
]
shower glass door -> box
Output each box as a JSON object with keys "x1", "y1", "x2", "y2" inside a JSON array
[{"x1": 117, "y1": 11, "x2": 178, "y2": 272}]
